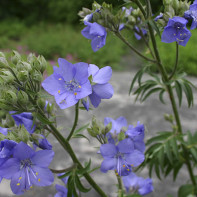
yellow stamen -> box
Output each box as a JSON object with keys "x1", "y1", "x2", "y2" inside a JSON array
[
  {"x1": 131, "y1": 164, "x2": 134, "y2": 167},
  {"x1": 123, "y1": 165, "x2": 126, "y2": 167},
  {"x1": 115, "y1": 172, "x2": 119, "y2": 176},
  {"x1": 78, "y1": 85, "x2": 81, "y2": 88},
  {"x1": 19, "y1": 177, "x2": 22, "y2": 180},
  {"x1": 30, "y1": 186, "x2": 33, "y2": 189},
  {"x1": 74, "y1": 92, "x2": 77, "y2": 95},
  {"x1": 58, "y1": 78, "x2": 62, "y2": 80},
  {"x1": 70, "y1": 80, "x2": 72, "y2": 83},
  {"x1": 180, "y1": 34, "x2": 182, "y2": 36},
  {"x1": 174, "y1": 33, "x2": 176, "y2": 36},
  {"x1": 126, "y1": 169, "x2": 130, "y2": 171},
  {"x1": 17, "y1": 183, "x2": 20, "y2": 186},
  {"x1": 38, "y1": 178, "x2": 41, "y2": 182},
  {"x1": 36, "y1": 172, "x2": 38, "y2": 175},
  {"x1": 58, "y1": 90, "x2": 60, "y2": 94}
]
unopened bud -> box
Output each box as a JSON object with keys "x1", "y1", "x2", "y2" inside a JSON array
[
  {"x1": 11, "y1": 50, "x2": 21, "y2": 64},
  {"x1": 17, "y1": 70, "x2": 29, "y2": 82},
  {"x1": 17, "y1": 91, "x2": 29, "y2": 105},
  {"x1": 37, "y1": 55, "x2": 47, "y2": 73},
  {"x1": 0, "y1": 57, "x2": 9, "y2": 68}
]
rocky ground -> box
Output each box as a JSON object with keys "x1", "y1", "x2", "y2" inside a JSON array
[{"x1": 1, "y1": 66, "x2": 197, "y2": 197}]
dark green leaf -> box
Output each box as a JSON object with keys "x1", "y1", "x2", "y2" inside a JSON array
[
  {"x1": 170, "y1": 137, "x2": 179, "y2": 159},
  {"x1": 67, "y1": 176, "x2": 74, "y2": 197},
  {"x1": 165, "y1": 141, "x2": 173, "y2": 164},
  {"x1": 175, "y1": 81, "x2": 182, "y2": 107},
  {"x1": 78, "y1": 159, "x2": 91, "y2": 175},
  {"x1": 141, "y1": 87, "x2": 163, "y2": 102},
  {"x1": 178, "y1": 184, "x2": 195, "y2": 197},
  {"x1": 173, "y1": 162, "x2": 183, "y2": 181},
  {"x1": 155, "y1": 161, "x2": 161, "y2": 179},
  {"x1": 72, "y1": 134, "x2": 90, "y2": 142},
  {"x1": 159, "y1": 89, "x2": 166, "y2": 104},
  {"x1": 74, "y1": 123, "x2": 89, "y2": 134},
  {"x1": 35, "y1": 113, "x2": 53, "y2": 124},
  {"x1": 158, "y1": 147, "x2": 164, "y2": 170}
]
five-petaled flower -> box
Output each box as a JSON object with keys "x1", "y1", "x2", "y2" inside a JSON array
[
  {"x1": 161, "y1": 16, "x2": 191, "y2": 46},
  {"x1": 122, "y1": 172, "x2": 153, "y2": 195},
  {"x1": 0, "y1": 141, "x2": 54, "y2": 195},
  {"x1": 81, "y1": 21, "x2": 107, "y2": 52},
  {"x1": 82, "y1": 64, "x2": 113, "y2": 110},
  {"x1": 42, "y1": 58, "x2": 92, "y2": 109},
  {"x1": 100, "y1": 138, "x2": 144, "y2": 176}
]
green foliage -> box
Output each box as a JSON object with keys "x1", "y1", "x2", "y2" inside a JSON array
[
  {"x1": 178, "y1": 184, "x2": 197, "y2": 197},
  {"x1": 154, "y1": 30, "x2": 197, "y2": 76},
  {"x1": 0, "y1": 22, "x2": 128, "y2": 72}
]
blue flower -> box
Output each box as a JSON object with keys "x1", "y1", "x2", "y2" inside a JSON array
[
  {"x1": 100, "y1": 138, "x2": 144, "y2": 176},
  {"x1": 161, "y1": 16, "x2": 191, "y2": 46},
  {"x1": 82, "y1": 64, "x2": 113, "y2": 110},
  {"x1": 10, "y1": 111, "x2": 36, "y2": 134},
  {"x1": 104, "y1": 116, "x2": 127, "y2": 134},
  {"x1": 42, "y1": 58, "x2": 92, "y2": 109},
  {"x1": 126, "y1": 122, "x2": 145, "y2": 153},
  {"x1": 0, "y1": 141, "x2": 54, "y2": 195},
  {"x1": 0, "y1": 126, "x2": 8, "y2": 135},
  {"x1": 81, "y1": 22, "x2": 107, "y2": 52},
  {"x1": 134, "y1": 26, "x2": 147, "y2": 40},
  {"x1": 122, "y1": 7, "x2": 133, "y2": 17},
  {"x1": 184, "y1": 3, "x2": 197, "y2": 30},
  {"x1": 84, "y1": 13, "x2": 93, "y2": 22},
  {"x1": 122, "y1": 172, "x2": 153, "y2": 195}
]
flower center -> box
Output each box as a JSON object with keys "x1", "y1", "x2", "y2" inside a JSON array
[
  {"x1": 174, "y1": 22, "x2": 183, "y2": 29},
  {"x1": 20, "y1": 158, "x2": 32, "y2": 168},
  {"x1": 65, "y1": 80, "x2": 80, "y2": 92}
]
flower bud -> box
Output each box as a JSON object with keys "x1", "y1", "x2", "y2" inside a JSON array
[
  {"x1": 32, "y1": 70, "x2": 43, "y2": 82},
  {"x1": 17, "y1": 70, "x2": 29, "y2": 82},
  {"x1": 11, "y1": 50, "x2": 21, "y2": 65},
  {"x1": 0, "y1": 110, "x2": 6, "y2": 119},
  {"x1": 37, "y1": 55, "x2": 47, "y2": 73},
  {"x1": 0, "y1": 57, "x2": 9, "y2": 68},
  {"x1": 3, "y1": 90, "x2": 17, "y2": 104},
  {"x1": 37, "y1": 98, "x2": 46, "y2": 110},
  {"x1": 17, "y1": 91, "x2": 29, "y2": 105},
  {"x1": 18, "y1": 125, "x2": 30, "y2": 143},
  {"x1": 4, "y1": 114, "x2": 15, "y2": 127},
  {"x1": 0, "y1": 70, "x2": 15, "y2": 83},
  {"x1": 0, "y1": 52, "x2": 5, "y2": 58}
]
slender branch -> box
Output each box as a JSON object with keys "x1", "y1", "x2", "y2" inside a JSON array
[
  {"x1": 67, "y1": 102, "x2": 79, "y2": 141},
  {"x1": 169, "y1": 42, "x2": 179, "y2": 80},
  {"x1": 50, "y1": 164, "x2": 77, "y2": 173},
  {"x1": 115, "y1": 31, "x2": 157, "y2": 63}
]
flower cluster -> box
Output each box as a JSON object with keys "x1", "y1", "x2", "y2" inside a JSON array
[
  {"x1": 99, "y1": 116, "x2": 153, "y2": 195},
  {"x1": 42, "y1": 58, "x2": 113, "y2": 110}
]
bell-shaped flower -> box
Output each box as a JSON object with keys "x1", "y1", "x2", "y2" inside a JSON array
[
  {"x1": 42, "y1": 58, "x2": 92, "y2": 109},
  {"x1": 33, "y1": 135, "x2": 52, "y2": 150},
  {"x1": 126, "y1": 122, "x2": 145, "y2": 153},
  {"x1": 82, "y1": 64, "x2": 113, "y2": 110},
  {"x1": 0, "y1": 141, "x2": 54, "y2": 195},
  {"x1": 81, "y1": 22, "x2": 107, "y2": 52},
  {"x1": 100, "y1": 138, "x2": 144, "y2": 176},
  {"x1": 122, "y1": 172, "x2": 153, "y2": 195},
  {"x1": 161, "y1": 16, "x2": 191, "y2": 46},
  {"x1": 10, "y1": 111, "x2": 36, "y2": 134}
]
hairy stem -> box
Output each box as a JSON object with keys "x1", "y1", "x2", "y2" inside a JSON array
[{"x1": 67, "y1": 102, "x2": 79, "y2": 141}]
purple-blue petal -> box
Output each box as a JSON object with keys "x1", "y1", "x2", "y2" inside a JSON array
[
  {"x1": 100, "y1": 143, "x2": 117, "y2": 158},
  {"x1": 88, "y1": 64, "x2": 99, "y2": 77},
  {"x1": 125, "y1": 150, "x2": 145, "y2": 167},
  {"x1": 100, "y1": 158, "x2": 116, "y2": 173},
  {"x1": 92, "y1": 83, "x2": 113, "y2": 99},
  {"x1": 74, "y1": 62, "x2": 89, "y2": 84},
  {"x1": 89, "y1": 91, "x2": 101, "y2": 107},
  {"x1": 117, "y1": 138, "x2": 134, "y2": 153},
  {"x1": 92, "y1": 66, "x2": 112, "y2": 84},
  {"x1": 75, "y1": 81, "x2": 92, "y2": 100}
]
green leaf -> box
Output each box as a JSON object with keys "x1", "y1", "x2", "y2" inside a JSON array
[
  {"x1": 149, "y1": 20, "x2": 161, "y2": 38},
  {"x1": 155, "y1": 161, "x2": 161, "y2": 179},
  {"x1": 72, "y1": 134, "x2": 90, "y2": 142},
  {"x1": 175, "y1": 81, "x2": 182, "y2": 107},
  {"x1": 165, "y1": 140, "x2": 173, "y2": 164},
  {"x1": 159, "y1": 89, "x2": 166, "y2": 104},
  {"x1": 67, "y1": 176, "x2": 74, "y2": 197},
  {"x1": 74, "y1": 123, "x2": 89, "y2": 134},
  {"x1": 178, "y1": 184, "x2": 196, "y2": 197},
  {"x1": 78, "y1": 159, "x2": 91, "y2": 175},
  {"x1": 181, "y1": 82, "x2": 193, "y2": 107},
  {"x1": 129, "y1": 68, "x2": 142, "y2": 95},
  {"x1": 75, "y1": 175, "x2": 91, "y2": 193},
  {"x1": 170, "y1": 137, "x2": 179, "y2": 159},
  {"x1": 141, "y1": 87, "x2": 163, "y2": 102},
  {"x1": 35, "y1": 112, "x2": 53, "y2": 125},
  {"x1": 158, "y1": 147, "x2": 164, "y2": 170},
  {"x1": 173, "y1": 162, "x2": 183, "y2": 181}
]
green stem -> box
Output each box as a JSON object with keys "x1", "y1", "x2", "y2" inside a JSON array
[
  {"x1": 169, "y1": 42, "x2": 179, "y2": 80},
  {"x1": 133, "y1": 0, "x2": 196, "y2": 186},
  {"x1": 67, "y1": 102, "x2": 79, "y2": 141},
  {"x1": 115, "y1": 32, "x2": 157, "y2": 64},
  {"x1": 27, "y1": 95, "x2": 107, "y2": 197},
  {"x1": 116, "y1": 174, "x2": 124, "y2": 197}
]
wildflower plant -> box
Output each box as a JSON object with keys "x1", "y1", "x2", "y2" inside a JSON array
[{"x1": 0, "y1": 0, "x2": 197, "y2": 196}]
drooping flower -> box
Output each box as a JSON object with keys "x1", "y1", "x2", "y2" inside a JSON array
[
  {"x1": 84, "y1": 13, "x2": 93, "y2": 22},
  {"x1": 10, "y1": 111, "x2": 36, "y2": 134},
  {"x1": 100, "y1": 138, "x2": 144, "y2": 176},
  {"x1": 134, "y1": 26, "x2": 147, "y2": 40},
  {"x1": 42, "y1": 58, "x2": 92, "y2": 109},
  {"x1": 81, "y1": 22, "x2": 107, "y2": 52},
  {"x1": 122, "y1": 172, "x2": 153, "y2": 195},
  {"x1": 0, "y1": 126, "x2": 8, "y2": 135},
  {"x1": 161, "y1": 16, "x2": 191, "y2": 46},
  {"x1": 126, "y1": 122, "x2": 145, "y2": 153},
  {"x1": 119, "y1": 7, "x2": 133, "y2": 31},
  {"x1": 33, "y1": 135, "x2": 52, "y2": 150},
  {"x1": 0, "y1": 141, "x2": 54, "y2": 195},
  {"x1": 104, "y1": 116, "x2": 127, "y2": 134},
  {"x1": 82, "y1": 64, "x2": 113, "y2": 110},
  {"x1": 184, "y1": 2, "x2": 197, "y2": 30}
]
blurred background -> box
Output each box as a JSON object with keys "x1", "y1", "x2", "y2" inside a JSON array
[{"x1": 0, "y1": 0, "x2": 197, "y2": 76}]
